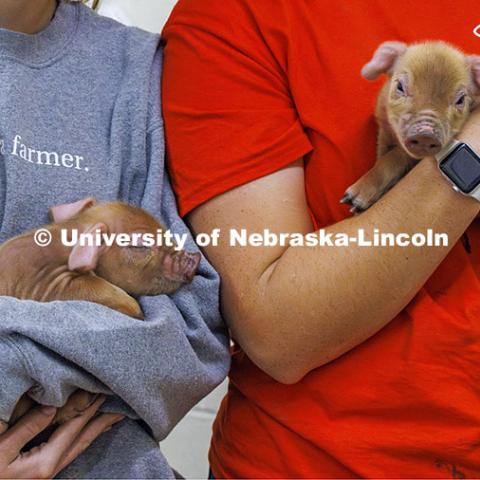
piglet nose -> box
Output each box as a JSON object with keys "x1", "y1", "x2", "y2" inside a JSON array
[
  {"x1": 181, "y1": 251, "x2": 201, "y2": 282},
  {"x1": 405, "y1": 133, "x2": 441, "y2": 156}
]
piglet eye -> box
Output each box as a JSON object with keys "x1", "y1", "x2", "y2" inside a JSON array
[
  {"x1": 455, "y1": 93, "x2": 466, "y2": 107},
  {"x1": 127, "y1": 245, "x2": 150, "y2": 252},
  {"x1": 396, "y1": 80, "x2": 406, "y2": 95}
]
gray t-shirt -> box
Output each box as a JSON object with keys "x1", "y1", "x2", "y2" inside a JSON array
[{"x1": 0, "y1": 2, "x2": 230, "y2": 478}]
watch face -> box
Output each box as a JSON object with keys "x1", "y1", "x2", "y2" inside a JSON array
[{"x1": 440, "y1": 144, "x2": 480, "y2": 194}]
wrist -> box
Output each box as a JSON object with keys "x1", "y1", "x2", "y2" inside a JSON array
[
  {"x1": 421, "y1": 156, "x2": 470, "y2": 194},
  {"x1": 457, "y1": 129, "x2": 480, "y2": 153},
  {"x1": 417, "y1": 156, "x2": 459, "y2": 192}
]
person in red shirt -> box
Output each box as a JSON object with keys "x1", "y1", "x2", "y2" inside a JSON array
[{"x1": 162, "y1": 1, "x2": 480, "y2": 477}]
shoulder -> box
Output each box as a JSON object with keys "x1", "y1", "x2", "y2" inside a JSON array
[
  {"x1": 66, "y1": 3, "x2": 162, "y2": 125},
  {"x1": 74, "y1": 3, "x2": 160, "y2": 61},
  {"x1": 163, "y1": 0, "x2": 293, "y2": 77},
  {"x1": 67, "y1": 2, "x2": 162, "y2": 97},
  {"x1": 165, "y1": 0, "x2": 285, "y2": 25},
  {"x1": 164, "y1": 0, "x2": 290, "y2": 45}
]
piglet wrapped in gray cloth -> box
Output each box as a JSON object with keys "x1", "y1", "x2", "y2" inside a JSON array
[{"x1": 0, "y1": 173, "x2": 230, "y2": 478}]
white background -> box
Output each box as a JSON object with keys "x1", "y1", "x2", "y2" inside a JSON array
[
  {"x1": 98, "y1": 0, "x2": 178, "y2": 33},
  {"x1": 96, "y1": 1, "x2": 228, "y2": 478}
]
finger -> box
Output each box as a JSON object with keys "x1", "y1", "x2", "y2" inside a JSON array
[
  {"x1": 10, "y1": 395, "x2": 37, "y2": 425},
  {"x1": 22, "y1": 395, "x2": 107, "y2": 472},
  {"x1": 54, "y1": 413, "x2": 124, "y2": 476},
  {"x1": 0, "y1": 405, "x2": 57, "y2": 462},
  {"x1": 54, "y1": 390, "x2": 98, "y2": 424},
  {"x1": 45, "y1": 395, "x2": 106, "y2": 450},
  {"x1": 0, "y1": 420, "x2": 7, "y2": 435}
]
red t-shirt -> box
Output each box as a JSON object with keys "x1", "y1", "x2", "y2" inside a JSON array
[{"x1": 162, "y1": 1, "x2": 480, "y2": 477}]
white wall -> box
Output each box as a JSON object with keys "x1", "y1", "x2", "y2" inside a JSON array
[
  {"x1": 98, "y1": 0, "x2": 178, "y2": 33},
  {"x1": 97, "y1": 2, "x2": 228, "y2": 478},
  {"x1": 161, "y1": 383, "x2": 228, "y2": 478}
]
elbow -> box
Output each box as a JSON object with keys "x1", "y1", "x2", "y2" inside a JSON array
[
  {"x1": 236, "y1": 313, "x2": 345, "y2": 385},
  {"x1": 253, "y1": 348, "x2": 307, "y2": 385},
  {"x1": 249, "y1": 339, "x2": 344, "y2": 384},
  {"x1": 265, "y1": 363, "x2": 306, "y2": 385},
  {"x1": 241, "y1": 332, "x2": 309, "y2": 385},
  {"x1": 228, "y1": 307, "x2": 309, "y2": 384}
]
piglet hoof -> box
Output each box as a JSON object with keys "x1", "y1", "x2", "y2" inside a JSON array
[
  {"x1": 340, "y1": 170, "x2": 386, "y2": 213},
  {"x1": 122, "y1": 303, "x2": 144, "y2": 320},
  {"x1": 340, "y1": 178, "x2": 383, "y2": 214},
  {"x1": 54, "y1": 390, "x2": 98, "y2": 425},
  {"x1": 340, "y1": 191, "x2": 359, "y2": 210},
  {"x1": 341, "y1": 189, "x2": 370, "y2": 213}
]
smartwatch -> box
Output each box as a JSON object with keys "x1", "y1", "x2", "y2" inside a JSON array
[{"x1": 435, "y1": 140, "x2": 480, "y2": 201}]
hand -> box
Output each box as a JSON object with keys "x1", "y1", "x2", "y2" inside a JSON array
[{"x1": 0, "y1": 396, "x2": 124, "y2": 479}]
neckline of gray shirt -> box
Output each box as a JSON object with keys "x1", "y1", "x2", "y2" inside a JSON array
[{"x1": 0, "y1": 1, "x2": 79, "y2": 67}]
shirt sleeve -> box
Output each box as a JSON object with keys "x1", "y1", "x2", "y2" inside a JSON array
[{"x1": 162, "y1": 0, "x2": 313, "y2": 216}]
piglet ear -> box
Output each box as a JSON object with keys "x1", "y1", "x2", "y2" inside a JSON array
[
  {"x1": 49, "y1": 197, "x2": 96, "y2": 223},
  {"x1": 68, "y1": 223, "x2": 107, "y2": 273},
  {"x1": 361, "y1": 41, "x2": 408, "y2": 80},
  {"x1": 466, "y1": 55, "x2": 480, "y2": 95}
]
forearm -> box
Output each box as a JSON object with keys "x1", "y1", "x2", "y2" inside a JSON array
[
  {"x1": 256, "y1": 157, "x2": 476, "y2": 377},
  {"x1": 189, "y1": 134, "x2": 479, "y2": 383}
]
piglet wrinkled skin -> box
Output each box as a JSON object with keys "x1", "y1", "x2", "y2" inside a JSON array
[
  {"x1": 0, "y1": 198, "x2": 200, "y2": 319},
  {"x1": 342, "y1": 41, "x2": 480, "y2": 212}
]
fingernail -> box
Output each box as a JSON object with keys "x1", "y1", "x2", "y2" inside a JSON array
[{"x1": 40, "y1": 405, "x2": 57, "y2": 416}]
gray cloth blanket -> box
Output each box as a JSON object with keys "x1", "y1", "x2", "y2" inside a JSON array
[
  {"x1": 0, "y1": 2, "x2": 230, "y2": 478},
  {"x1": 0, "y1": 175, "x2": 229, "y2": 441},
  {"x1": 0, "y1": 176, "x2": 230, "y2": 478}
]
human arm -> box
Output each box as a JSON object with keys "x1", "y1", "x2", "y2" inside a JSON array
[{"x1": 187, "y1": 144, "x2": 479, "y2": 384}]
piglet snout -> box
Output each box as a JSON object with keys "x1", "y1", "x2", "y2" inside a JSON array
[
  {"x1": 163, "y1": 250, "x2": 201, "y2": 283},
  {"x1": 181, "y1": 252, "x2": 201, "y2": 282},
  {"x1": 405, "y1": 133, "x2": 441, "y2": 156},
  {"x1": 405, "y1": 123, "x2": 442, "y2": 157}
]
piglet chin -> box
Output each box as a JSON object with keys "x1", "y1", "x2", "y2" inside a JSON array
[{"x1": 403, "y1": 141, "x2": 443, "y2": 159}]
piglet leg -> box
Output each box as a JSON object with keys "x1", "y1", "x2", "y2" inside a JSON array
[
  {"x1": 341, "y1": 147, "x2": 417, "y2": 212},
  {"x1": 54, "y1": 274, "x2": 144, "y2": 319}
]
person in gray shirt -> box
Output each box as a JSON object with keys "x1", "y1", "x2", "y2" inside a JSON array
[{"x1": 0, "y1": 1, "x2": 230, "y2": 478}]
